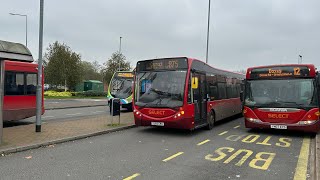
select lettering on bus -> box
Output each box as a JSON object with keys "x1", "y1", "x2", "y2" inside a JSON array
[
  {"x1": 268, "y1": 114, "x2": 289, "y2": 119},
  {"x1": 149, "y1": 110, "x2": 165, "y2": 116}
]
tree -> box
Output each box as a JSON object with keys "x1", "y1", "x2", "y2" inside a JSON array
[
  {"x1": 235, "y1": 69, "x2": 247, "y2": 74},
  {"x1": 103, "y1": 51, "x2": 131, "y2": 84},
  {"x1": 44, "y1": 41, "x2": 82, "y2": 91},
  {"x1": 81, "y1": 61, "x2": 103, "y2": 81}
]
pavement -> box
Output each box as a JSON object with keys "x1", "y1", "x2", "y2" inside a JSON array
[
  {"x1": 0, "y1": 112, "x2": 134, "y2": 155},
  {"x1": 0, "y1": 116, "x2": 317, "y2": 180},
  {"x1": 14, "y1": 106, "x2": 110, "y2": 124},
  {"x1": 44, "y1": 99, "x2": 108, "y2": 110}
]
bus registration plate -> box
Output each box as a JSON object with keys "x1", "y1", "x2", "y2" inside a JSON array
[
  {"x1": 151, "y1": 122, "x2": 164, "y2": 126},
  {"x1": 270, "y1": 125, "x2": 287, "y2": 129}
]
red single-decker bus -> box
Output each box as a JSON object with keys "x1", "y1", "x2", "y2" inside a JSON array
[
  {"x1": 4, "y1": 60, "x2": 45, "y2": 121},
  {"x1": 133, "y1": 57, "x2": 244, "y2": 130},
  {"x1": 243, "y1": 64, "x2": 320, "y2": 133}
]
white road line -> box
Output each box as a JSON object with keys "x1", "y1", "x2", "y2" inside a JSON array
[
  {"x1": 42, "y1": 116, "x2": 55, "y2": 119},
  {"x1": 92, "y1": 111, "x2": 105, "y2": 114},
  {"x1": 66, "y1": 113, "x2": 82, "y2": 116}
]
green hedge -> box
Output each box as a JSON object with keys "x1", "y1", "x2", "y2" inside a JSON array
[
  {"x1": 45, "y1": 90, "x2": 107, "y2": 97},
  {"x1": 44, "y1": 90, "x2": 72, "y2": 97},
  {"x1": 77, "y1": 90, "x2": 107, "y2": 97}
]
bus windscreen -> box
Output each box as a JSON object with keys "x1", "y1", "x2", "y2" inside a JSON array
[
  {"x1": 245, "y1": 79, "x2": 318, "y2": 108},
  {"x1": 110, "y1": 72, "x2": 134, "y2": 99},
  {"x1": 135, "y1": 70, "x2": 187, "y2": 108}
]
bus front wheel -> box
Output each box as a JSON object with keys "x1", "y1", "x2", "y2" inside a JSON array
[{"x1": 206, "y1": 111, "x2": 215, "y2": 130}]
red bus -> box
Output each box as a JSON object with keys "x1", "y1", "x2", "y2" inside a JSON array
[
  {"x1": 133, "y1": 57, "x2": 244, "y2": 130},
  {"x1": 4, "y1": 61, "x2": 44, "y2": 121},
  {"x1": 0, "y1": 40, "x2": 44, "y2": 121},
  {"x1": 243, "y1": 64, "x2": 320, "y2": 133}
]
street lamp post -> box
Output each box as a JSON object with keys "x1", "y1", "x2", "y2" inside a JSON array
[
  {"x1": 9, "y1": 13, "x2": 28, "y2": 47},
  {"x1": 205, "y1": 0, "x2": 212, "y2": 64},
  {"x1": 36, "y1": 0, "x2": 44, "y2": 132},
  {"x1": 298, "y1": 55, "x2": 302, "y2": 64},
  {"x1": 119, "y1": 37, "x2": 122, "y2": 71}
]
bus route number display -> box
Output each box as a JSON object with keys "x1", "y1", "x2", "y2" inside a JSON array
[
  {"x1": 116, "y1": 72, "x2": 134, "y2": 78},
  {"x1": 137, "y1": 58, "x2": 188, "y2": 71},
  {"x1": 250, "y1": 66, "x2": 310, "y2": 79}
]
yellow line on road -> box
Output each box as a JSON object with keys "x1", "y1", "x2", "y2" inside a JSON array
[
  {"x1": 293, "y1": 137, "x2": 310, "y2": 180},
  {"x1": 123, "y1": 173, "x2": 140, "y2": 180},
  {"x1": 218, "y1": 131, "x2": 228, "y2": 136},
  {"x1": 197, "y1": 139, "x2": 210, "y2": 146},
  {"x1": 234, "y1": 125, "x2": 240, "y2": 129},
  {"x1": 162, "y1": 152, "x2": 184, "y2": 162}
]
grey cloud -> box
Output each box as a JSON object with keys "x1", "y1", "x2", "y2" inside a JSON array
[{"x1": 0, "y1": 0, "x2": 319, "y2": 71}]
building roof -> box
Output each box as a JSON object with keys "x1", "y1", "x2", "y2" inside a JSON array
[{"x1": 85, "y1": 80, "x2": 103, "y2": 83}]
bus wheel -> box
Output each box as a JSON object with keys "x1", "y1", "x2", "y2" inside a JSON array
[{"x1": 206, "y1": 111, "x2": 215, "y2": 130}]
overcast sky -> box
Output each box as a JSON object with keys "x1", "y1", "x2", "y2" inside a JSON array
[{"x1": 0, "y1": 0, "x2": 319, "y2": 71}]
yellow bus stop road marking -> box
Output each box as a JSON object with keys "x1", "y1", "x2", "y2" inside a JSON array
[
  {"x1": 197, "y1": 139, "x2": 211, "y2": 146},
  {"x1": 123, "y1": 173, "x2": 140, "y2": 180},
  {"x1": 293, "y1": 137, "x2": 310, "y2": 180},
  {"x1": 219, "y1": 131, "x2": 228, "y2": 136},
  {"x1": 234, "y1": 125, "x2": 240, "y2": 129},
  {"x1": 162, "y1": 152, "x2": 184, "y2": 162}
]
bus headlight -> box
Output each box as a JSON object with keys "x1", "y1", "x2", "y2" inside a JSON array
[
  {"x1": 297, "y1": 121, "x2": 315, "y2": 125},
  {"x1": 246, "y1": 118, "x2": 262, "y2": 123}
]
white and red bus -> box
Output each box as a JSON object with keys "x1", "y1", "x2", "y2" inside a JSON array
[
  {"x1": 243, "y1": 64, "x2": 320, "y2": 133},
  {"x1": 0, "y1": 40, "x2": 44, "y2": 121},
  {"x1": 133, "y1": 57, "x2": 244, "y2": 130}
]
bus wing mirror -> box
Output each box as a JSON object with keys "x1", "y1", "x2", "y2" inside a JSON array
[
  {"x1": 240, "y1": 91, "x2": 244, "y2": 102},
  {"x1": 192, "y1": 77, "x2": 198, "y2": 89}
]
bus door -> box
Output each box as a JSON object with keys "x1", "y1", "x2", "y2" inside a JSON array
[{"x1": 192, "y1": 72, "x2": 207, "y2": 125}]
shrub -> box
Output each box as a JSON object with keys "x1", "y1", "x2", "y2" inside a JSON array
[
  {"x1": 44, "y1": 90, "x2": 72, "y2": 97},
  {"x1": 76, "y1": 90, "x2": 107, "y2": 97}
]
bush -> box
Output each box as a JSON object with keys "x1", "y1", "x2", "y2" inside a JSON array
[
  {"x1": 44, "y1": 90, "x2": 72, "y2": 97},
  {"x1": 76, "y1": 90, "x2": 107, "y2": 97}
]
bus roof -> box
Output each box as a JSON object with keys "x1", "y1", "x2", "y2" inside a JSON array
[
  {"x1": 246, "y1": 64, "x2": 317, "y2": 79},
  {"x1": 136, "y1": 57, "x2": 245, "y2": 79},
  {"x1": 0, "y1": 40, "x2": 34, "y2": 62},
  {"x1": 189, "y1": 58, "x2": 245, "y2": 78}
]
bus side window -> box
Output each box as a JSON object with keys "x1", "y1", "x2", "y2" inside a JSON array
[
  {"x1": 26, "y1": 73, "x2": 37, "y2": 95},
  {"x1": 5, "y1": 72, "x2": 25, "y2": 95},
  {"x1": 187, "y1": 75, "x2": 192, "y2": 103},
  {"x1": 209, "y1": 86, "x2": 218, "y2": 100},
  {"x1": 217, "y1": 83, "x2": 227, "y2": 99}
]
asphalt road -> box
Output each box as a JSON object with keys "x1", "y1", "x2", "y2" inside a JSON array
[
  {"x1": 44, "y1": 99, "x2": 108, "y2": 109},
  {"x1": 4, "y1": 106, "x2": 131, "y2": 128},
  {"x1": 0, "y1": 116, "x2": 313, "y2": 180}
]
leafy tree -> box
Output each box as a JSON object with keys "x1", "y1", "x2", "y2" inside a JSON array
[
  {"x1": 44, "y1": 41, "x2": 82, "y2": 91},
  {"x1": 81, "y1": 61, "x2": 103, "y2": 81},
  {"x1": 235, "y1": 69, "x2": 247, "y2": 74},
  {"x1": 103, "y1": 51, "x2": 131, "y2": 84}
]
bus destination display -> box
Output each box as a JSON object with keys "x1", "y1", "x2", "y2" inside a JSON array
[
  {"x1": 137, "y1": 58, "x2": 188, "y2": 71},
  {"x1": 250, "y1": 66, "x2": 310, "y2": 79},
  {"x1": 115, "y1": 72, "x2": 134, "y2": 78}
]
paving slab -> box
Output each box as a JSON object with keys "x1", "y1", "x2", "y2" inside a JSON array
[
  {"x1": 44, "y1": 99, "x2": 108, "y2": 110},
  {"x1": 0, "y1": 112, "x2": 134, "y2": 155}
]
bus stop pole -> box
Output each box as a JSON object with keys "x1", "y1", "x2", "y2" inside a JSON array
[
  {"x1": 36, "y1": 0, "x2": 44, "y2": 132},
  {"x1": 0, "y1": 60, "x2": 5, "y2": 144}
]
